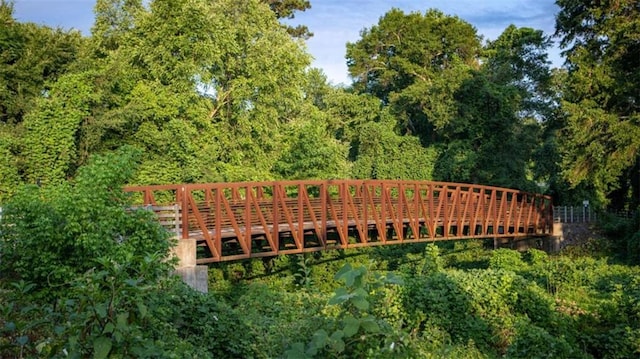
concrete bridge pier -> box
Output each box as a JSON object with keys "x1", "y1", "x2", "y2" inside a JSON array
[{"x1": 173, "y1": 238, "x2": 208, "y2": 293}]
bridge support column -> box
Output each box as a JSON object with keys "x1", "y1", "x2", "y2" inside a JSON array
[
  {"x1": 548, "y1": 222, "x2": 565, "y2": 252},
  {"x1": 173, "y1": 238, "x2": 208, "y2": 293}
]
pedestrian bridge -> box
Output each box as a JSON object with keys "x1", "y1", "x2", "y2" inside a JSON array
[{"x1": 124, "y1": 180, "x2": 553, "y2": 264}]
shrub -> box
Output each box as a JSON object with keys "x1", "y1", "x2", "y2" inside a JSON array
[
  {"x1": 0, "y1": 147, "x2": 174, "y2": 293},
  {"x1": 0, "y1": 148, "x2": 184, "y2": 357},
  {"x1": 489, "y1": 248, "x2": 525, "y2": 272},
  {"x1": 286, "y1": 263, "x2": 407, "y2": 358},
  {"x1": 523, "y1": 248, "x2": 548, "y2": 266},
  {"x1": 506, "y1": 319, "x2": 582, "y2": 358}
]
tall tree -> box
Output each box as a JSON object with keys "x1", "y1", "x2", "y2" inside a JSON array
[
  {"x1": 15, "y1": 0, "x2": 313, "y2": 186},
  {"x1": 346, "y1": 9, "x2": 481, "y2": 144},
  {"x1": 262, "y1": 0, "x2": 312, "y2": 39},
  {"x1": 200, "y1": 0, "x2": 311, "y2": 181},
  {"x1": 344, "y1": 9, "x2": 555, "y2": 189},
  {"x1": 0, "y1": 1, "x2": 83, "y2": 197},
  {"x1": 436, "y1": 25, "x2": 554, "y2": 190},
  {"x1": 92, "y1": 0, "x2": 142, "y2": 55},
  {"x1": 21, "y1": 72, "x2": 98, "y2": 185},
  {"x1": 0, "y1": 1, "x2": 82, "y2": 124},
  {"x1": 556, "y1": 0, "x2": 640, "y2": 209}
]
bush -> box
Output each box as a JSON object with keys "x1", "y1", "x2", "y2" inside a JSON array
[
  {"x1": 0, "y1": 147, "x2": 174, "y2": 293},
  {"x1": 489, "y1": 248, "x2": 525, "y2": 272},
  {"x1": 0, "y1": 148, "x2": 183, "y2": 357},
  {"x1": 506, "y1": 319, "x2": 581, "y2": 359},
  {"x1": 523, "y1": 248, "x2": 548, "y2": 266},
  {"x1": 286, "y1": 263, "x2": 407, "y2": 358}
]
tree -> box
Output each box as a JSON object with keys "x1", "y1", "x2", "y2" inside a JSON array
[
  {"x1": 199, "y1": 0, "x2": 312, "y2": 181},
  {"x1": 91, "y1": 0, "x2": 142, "y2": 55},
  {"x1": 483, "y1": 25, "x2": 554, "y2": 120},
  {"x1": 0, "y1": 1, "x2": 82, "y2": 124},
  {"x1": 0, "y1": 124, "x2": 20, "y2": 202},
  {"x1": 435, "y1": 25, "x2": 554, "y2": 190},
  {"x1": 274, "y1": 114, "x2": 349, "y2": 180},
  {"x1": 345, "y1": 10, "x2": 555, "y2": 190},
  {"x1": 16, "y1": 0, "x2": 312, "y2": 187},
  {"x1": 262, "y1": 0, "x2": 312, "y2": 39},
  {"x1": 20, "y1": 72, "x2": 99, "y2": 185},
  {"x1": 346, "y1": 8, "x2": 481, "y2": 144},
  {"x1": 351, "y1": 117, "x2": 438, "y2": 180},
  {"x1": 437, "y1": 71, "x2": 542, "y2": 190},
  {"x1": 555, "y1": 0, "x2": 640, "y2": 209}
]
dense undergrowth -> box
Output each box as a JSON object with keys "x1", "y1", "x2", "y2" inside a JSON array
[
  {"x1": 2, "y1": 151, "x2": 640, "y2": 358},
  {"x1": 4, "y1": 237, "x2": 640, "y2": 358}
]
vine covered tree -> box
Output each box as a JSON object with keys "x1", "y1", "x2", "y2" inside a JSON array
[
  {"x1": 345, "y1": 9, "x2": 555, "y2": 189},
  {"x1": 437, "y1": 25, "x2": 555, "y2": 190},
  {"x1": 556, "y1": 0, "x2": 640, "y2": 209}
]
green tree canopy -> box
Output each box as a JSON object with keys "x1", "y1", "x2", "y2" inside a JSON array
[
  {"x1": 435, "y1": 25, "x2": 554, "y2": 190},
  {"x1": 346, "y1": 9, "x2": 481, "y2": 143},
  {"x1": 0, "y1": 1, "x2": 82, "y2": 124},
  {"x1": 555, "y1": 0, "x2": 640, "y2": 209},
  {"x1": 263, "y1": 0, "x2": 312, "y2": 39},
  {"x1": 14, "y1": 0, "x2": 313, "y2": 186}
]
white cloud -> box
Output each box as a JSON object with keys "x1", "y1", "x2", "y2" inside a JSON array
[
  {"x1": 289, "y1": 0, "x2": 562, "y2": 84},
  {"x1": 14, "y1": 0, "x2": 563, "y2": 84}
]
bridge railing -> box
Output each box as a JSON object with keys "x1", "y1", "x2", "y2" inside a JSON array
[
  {"x1": 553, "y1": 206, "x2": 597, "y2": 223},
  {"x1": 124, "y1": 180, "x2": 553, "y2": 263},
  {"x1": 130, "y1": 204, "x2": 181, "y2": 236}
]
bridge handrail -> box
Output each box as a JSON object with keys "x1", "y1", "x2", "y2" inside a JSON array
[
  {"x1": 553, "y1": 205, "x2": 597, "y2": 223},
  {"x1": 124, "y1": 180, "x2": 553, "y2": 263}
]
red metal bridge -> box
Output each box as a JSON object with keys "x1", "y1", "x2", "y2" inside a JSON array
[{"x1": 124, "y1": 180, "x2": 553, "y2": 264}]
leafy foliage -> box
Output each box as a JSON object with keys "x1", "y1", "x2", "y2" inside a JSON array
[
  {"x1": 263, "y1": 0, "x2": 312, "y2": 39},
  {"x1": 286, "y1": 263, "x2": 406, "y2": 358},
  {"x1": 3, "y1": 1, "x2": 640, "y2": 356},
  {"x1": 0, "y1": 147, "x2": 173, "y2": 290},
  {"x1": 556, "y1": 0, "x2": 640, "y2": 209},
  {"x1": 0, "y1": 1, "x2": 82, "y2": 125}
]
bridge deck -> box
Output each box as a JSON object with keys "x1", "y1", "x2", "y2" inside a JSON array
[{"x1": 125, "y1": 180, "x2": 553, "y2": 263}]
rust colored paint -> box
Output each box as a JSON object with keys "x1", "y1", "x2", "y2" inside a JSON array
[{"x1": 124, "y1": 180, "x2": 553, "y2": 263}]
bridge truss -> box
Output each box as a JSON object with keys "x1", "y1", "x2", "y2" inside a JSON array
[{"x1": 124, "y1": 180, "x2": 553, "y2": 263}]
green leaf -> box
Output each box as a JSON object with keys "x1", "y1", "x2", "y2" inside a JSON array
[
  {"x1": 334, "y1": 263, "x2": 352, "y2": 280},
  {"x1": 384, "y1": 272, "x2": 404, "y2": 285},
  {"x1": 344, "y1": 270, "x2": 357, "y2": 287},
  {"x1": 311, "y1": 329, "x2": 328, "y2": 348},
  {"x1": 330, "y1": 330, "x2": 345, "y2": 341},
  {"x1": 353, "y1": 287, "x2": 368, "y2": 297},
  {"x1": 285, "y1": 343, "x2": 309, "y2": 359},
  {"x1": 54, "y1": 325, "x2": 65, "y2": 335},
  {"x1": 103, "y1": 322, "x2": 115, "y2": 334},
  {"x1": 4, "y1": 322, "x2": 16, "y2": 332},
  {"x1": 330, "y1": 337, "x2": 345, "y2": 353},
  {"x1": 343, "y1": 316, "x2": 360, "y2": 337},
  {"x1": 93, "y1": 336, "x2": 112, "y2": 359},
  {"x1": 116, "y1": 313, "x2": 129, "y2": 332},
  {"x1": 351, "y1": 296, "x2": 370, "y2": 310},
  {"x1": 125, "y1": 278, "x2": 140, "y2": 286},
  {"x1": 95, "y1": 304, "x2": 107, "y2": 319},
  {"x1": 328, "y1": 287, "x2": 351, "y2": 305},
  {"x1": 137, "y1": 302, "x2": 148, "y2": 318},
  {"x1": 360, "y1": 317, "x2": 380, "y2": 333}
]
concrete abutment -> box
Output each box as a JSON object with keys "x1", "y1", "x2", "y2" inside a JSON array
[
  {"x1": 492, "y1": 222, "x2": 593, "y2": 253},
  {"x1": 172, "y1": 237, "x2": 208, "y2": 293}
]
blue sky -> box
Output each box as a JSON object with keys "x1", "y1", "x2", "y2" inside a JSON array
[{"x1": 13, "y1": 0, "x2": 562, "y2": 85}]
